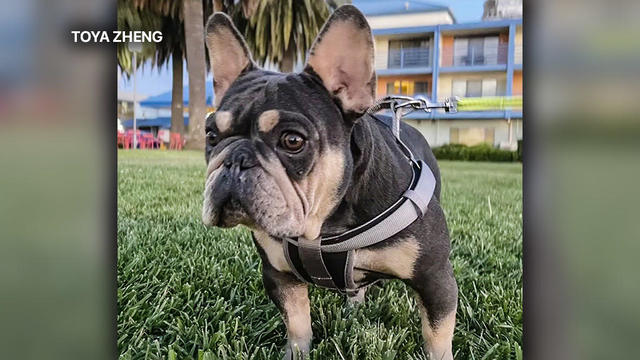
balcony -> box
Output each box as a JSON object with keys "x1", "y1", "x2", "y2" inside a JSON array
[
  {"x1": 382, "y1": 37, "x2": 433, "y2": 76},
  {"x1": 441, "y1": 43, "x2": 509, "y2": 72},
  {"x1": 388, "y1": 47, "x2": 431, "y2": 69},
  {"x1": 453, "y1": 49, "x2": 505, "y2": 66}
]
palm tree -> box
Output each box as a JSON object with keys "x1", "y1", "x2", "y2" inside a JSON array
[
  {"x1": 118, "y1": 0, "x2": 186, "y2": 135},
  {"x1": 225, "y1": 0, "x2": 330, "y2": 73},
  {"x1": 119, "y1": 0, "x2": 331, "y2": 149},
  {"x1": 117, "y1": 1, "x2": 161, "y2": 75},
  {"x1": 159, "y1": 17, "x2": 186, "y2": 135},
  {"x1": 326, "y1": 0, "x2": 352, "y2": 11},
  {"x1": 183, "y1": 0, "x2": 210, "y2": 149},
  {"x1": 119, "y1": 0, "x2": 213, "y2": 144}
]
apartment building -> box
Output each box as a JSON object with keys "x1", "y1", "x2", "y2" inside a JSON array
[{"x1": 356, "y1": 0, "x2": 523, "y2": 149}]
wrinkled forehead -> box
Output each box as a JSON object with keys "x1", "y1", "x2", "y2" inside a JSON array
[{"x1": 208, "y1": 71, "x2": 344, "y2": 136}]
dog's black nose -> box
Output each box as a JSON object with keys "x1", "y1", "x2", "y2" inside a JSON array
[{"x1": 225, "y1": 147, "x2": 258, "y2": 170}]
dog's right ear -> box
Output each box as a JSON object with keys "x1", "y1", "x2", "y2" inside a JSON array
[{"x1": 206, "y1": 13, "x2": 255, "y2": 107}]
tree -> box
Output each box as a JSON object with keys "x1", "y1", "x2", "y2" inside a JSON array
[
  {"x1": 155, "y1": 13, "x2": 187, "y2": 135},
  {"x1": 183, "y1": 0, "x2": 209, "y2": 149},
  {"x1": 118, "y1": 0, "x2": 186, "y2": 135},
  {"x1": 118, "y1": 0, "x2": 330, "y2": 149},
  {"x1": 232, "y1": 0, "x2": 330, "y2": 73},
  {"x1": 119, "y1": 0, "x2": 213, "y2": 144},
  {"x1": 117, "y1": 1, "x2": 161, "y2": 76}
]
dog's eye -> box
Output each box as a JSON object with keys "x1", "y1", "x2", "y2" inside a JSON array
[
  {"x1": 279, "y1": 132, "x2": 305, "y2": 153},
  {"x1": 206, "y1": 130, "x2": 218, "y2": 146}
]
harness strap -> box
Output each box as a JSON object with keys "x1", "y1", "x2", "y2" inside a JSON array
[
  {"x1": 296, "y1": 237, "x2": 337, "y2": 288},
  {"x1": 281, "y1": 160, "x2": 436, "y2": 291},
  {"x1": 285, "y1": 160, "x2": 435, "y2": 254},
  {"x1": 279, "y1": 105, "x2": 439, "y2": 292}
]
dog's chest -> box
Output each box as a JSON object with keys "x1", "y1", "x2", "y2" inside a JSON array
[{"x1": 253, "y1": 231, "x2": 420, "y2": 282}]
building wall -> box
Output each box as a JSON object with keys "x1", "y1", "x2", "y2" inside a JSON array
[
  {"x1": 405, "y1": 118, "x2": 522, "y2": 147},
  {"x1": 377, "y1": 74, "x2": 433, "y2": 97},
  {"x1": 441, "y1": 35, "x2": 454, "y2": 67},
  {"x1": 515, "y1": 25, "x2": 523, "y2": 64},
  {"x1": 374, "y1": 37, "x2": 389, "y2": 70},
  {"x1": 513, "y1": 71, "x2": 522, "y2": 95},
  {"x1": 437, "y1": 71, "x2": 507, "y2": 101},
  {"x1": 367, "y1": 11, "x2": 454, "y2": 29}
]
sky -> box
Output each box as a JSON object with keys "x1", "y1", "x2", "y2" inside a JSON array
[{"x1": 118, "y1": 0, "x2": 486, "y2": 98}]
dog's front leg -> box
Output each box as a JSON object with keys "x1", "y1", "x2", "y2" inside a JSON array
[{"x1": 261, "y1": 262, "x2": 312, "y2": 360}]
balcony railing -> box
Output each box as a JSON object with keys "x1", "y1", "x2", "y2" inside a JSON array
[
  {"x1": 388, "y1": 47, "x2": 431, "y2": 69},
  {"x1": 452, "y1": 44, "x2": 508, "y2": 67},
  {"x1": 454, "y1": 91, "x2": 508, "y2": 99}
]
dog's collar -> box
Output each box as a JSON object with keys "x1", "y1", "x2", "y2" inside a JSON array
[{"x1": 280, "y1": 107, "x2": 437, "y2": 292}]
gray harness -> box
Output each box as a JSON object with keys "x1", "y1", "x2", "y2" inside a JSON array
[{"x1": 281, "y1": 96, "x2": 455, "y2": 294}]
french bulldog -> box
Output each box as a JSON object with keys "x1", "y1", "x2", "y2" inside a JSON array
[{"x1": 201, "y1": 5, "x2": 457, "y2": 360}]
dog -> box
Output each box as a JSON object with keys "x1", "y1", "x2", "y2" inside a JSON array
[{"x1": 201, "y1": 5, "x2": 457, "y2": 359}]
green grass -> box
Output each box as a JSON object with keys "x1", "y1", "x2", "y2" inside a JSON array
[{"x1": 118, "y1": 150, "x2": 522, "y2": 360}]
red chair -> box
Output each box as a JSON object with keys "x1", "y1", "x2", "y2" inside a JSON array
[
  {"x1": 124, "y1": 133, "x2": 132, "y2": 149},
  {"x1": 117, "y1": 133, "x2": 125, "y2": 148},
  {"x1": 124, "y1": 130, "x2": 142, "y2": 149},
  {"x1": 140, "y1": 133, "x2": 155, "y2": 149}
]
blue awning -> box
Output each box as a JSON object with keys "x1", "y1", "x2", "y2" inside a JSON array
[
  {"x1": 122, "y1": 116, "x2": 189, "y2": 129},
  {"x1": 140, "y1": 81, "x2": 215, "y2": 108}
]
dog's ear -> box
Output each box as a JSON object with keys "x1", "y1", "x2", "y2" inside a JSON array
[
  {"x1": 206, "y1": 12, "x2": 255, "y2": 106},
  {"x1": 305, "y1": 5, "x2": 376, "y2": 117}
]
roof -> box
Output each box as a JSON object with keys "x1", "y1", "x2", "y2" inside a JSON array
[
  {"x1": 371, "y1": 18, "x2": 522, "y2": 36},
  {"x1": 353, "y1": 0, "x2": 452, "y2": 17},
  {"x1": 139, "y1": 81, "x2": 215, "y2": 108},
  {"x1": 118, "y1": 91, "x2": 148, "y2": 102}
]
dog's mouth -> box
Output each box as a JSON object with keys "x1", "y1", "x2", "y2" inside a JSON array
[
  {"x1": 202, "y1": 153, "x2": 306, "y2": 238},
  {"x1": 215, "y1": 197, "x2": 254, "y2": 228},
  {"x1": 202, "y1": 165, "x2": 252, "y2": 228}
]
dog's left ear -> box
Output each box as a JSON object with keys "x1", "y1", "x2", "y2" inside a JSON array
[
  {"x1": 206, "y1": 12, "x2": 255, "y2": 107},
  {"x1": 305, "y1": 5, "x2": 376, "y2": 118}
]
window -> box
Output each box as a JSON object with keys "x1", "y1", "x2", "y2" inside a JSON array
[
  {"x1": 452, "y1": 80, "x2": 466, "y2": 98},
  {"x1": 453, "y1": 36, "x2": 500, "y2": 66},
  {"x1": 466, "y1": 80, "x2": 482, "y2": 97},
  {"x1": 450, "y1": 128, "x2": 495, "y2": 146},
  {"x1": 482, "y1": 79, "x2": 497, "y2": 96},
  {"x1": 414, "y1": 81, "x2": 430, "y2": 97},
  {"x1": 386, "y1": 80, "x2": 430, "y2": 97},
  {"x1": 451, "y1": 79, "x2": 504, "y2": 97},
  {"x1": 387, "y1": 81, "x2": 409, "y2": 95},
  {"x1": 388, "y1": 39, "x2": 430, "y2": 68}
]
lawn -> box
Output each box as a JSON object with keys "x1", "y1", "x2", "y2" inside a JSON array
[{"x1": 117, "y1": 150, "x2": 522, "y2": 360}]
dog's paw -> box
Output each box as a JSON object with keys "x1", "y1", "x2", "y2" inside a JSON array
[
  {"x1": 283, "y1": 342, "x2": 309, "y2": 360},
  {"x1": 347, "y1": 288, "x2": 367, "y2": 306}
]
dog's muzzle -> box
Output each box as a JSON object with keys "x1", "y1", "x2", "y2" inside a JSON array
[{"x1": 202, "y1": 140, "x2": 305, "y2": 237}]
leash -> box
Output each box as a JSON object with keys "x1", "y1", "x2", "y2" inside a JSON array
[
  {"x1": 367, "y1": 95, "x2": 457, "y2": 165},
  {"x1": 281, "y1": 96, "x2": 455, "y2": 293}
]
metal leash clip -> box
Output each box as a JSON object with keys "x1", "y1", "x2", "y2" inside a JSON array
[{"x1": 367, "y1": 95, "x2": 458, "y2": 140}]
